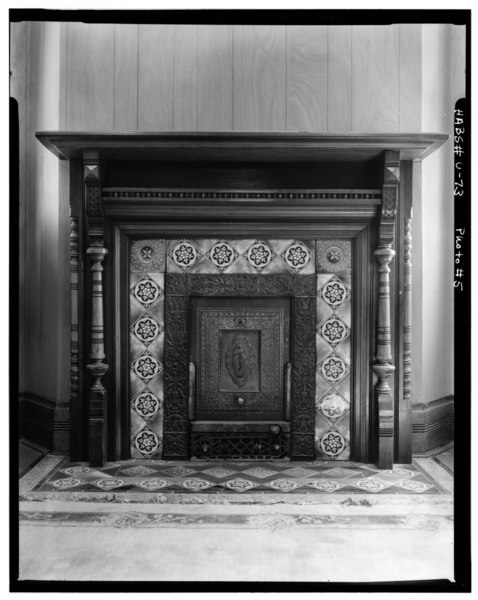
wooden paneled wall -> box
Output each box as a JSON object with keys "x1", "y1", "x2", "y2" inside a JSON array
[
  {"x1": 12, "y1": 21, "x2": 70, "y2": 407},
  {"x1": 12, "y1": 22, "x2": 464, "y2": 451},
  {"x1": 418, "y1": 24, "x2": 465, "y2": 406},
  {"x1": 64, "y1": 23, "x2": 422, "y2": 133}
]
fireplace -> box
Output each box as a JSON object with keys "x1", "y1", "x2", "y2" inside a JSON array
[{"x1": 36, "y1": 131, "x2": 446, "y2": 468}]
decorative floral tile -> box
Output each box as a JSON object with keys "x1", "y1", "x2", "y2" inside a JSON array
[
  {"x1": 206, "y1": 240, "x2": 239, "y2": 272},
  {"x1": 179, "y1": 478, "x2": 216, "y2": 492},
  {"x1": 168, "y1": 239, "x2": 202, "y2": 272},
  {"x1": 94, "y1": 478, "x2": 126, "y2": 490},
  {"x1": 264, "y1": 479, "x2": 303, "y2": 492},
  {"x1": 306, "y1": 479, "x2": 345, "y2": 492},
  {"x1": 61, "y1": 466, "x2": 93, "y2": 475},
  {"x1": 280, "y1": 240, "x2": 313, "y2": 273},
  {"x1": 131, "y1": 389, "x2": 162, "y2": 421},
  {"x1": 131, "y1": 352, "x2": 163, "y2": 384},
  {"x1": 317, "y1": 351, "x2": 350, "y2": 384},
  {"x1": 130, "y1": 239, "x2": 165, "y2": 274},
  {"x1": 374, "y1": 468, "x2": 417, "y2": 481},
  {"x1": 245, "y1": 240, "x2": 276, "y2": 272},
  {"x1": 318, "y1": 314, "x2": 351, "y2": 348},
  {"x1": 137, "y1": 478, "x2": 171, "y2": 490},
  {"x1": 394, "y1": 480, "x2": 433, "y2": 492},
  {"x1": 131, "y1": 313, "x2": 164, "y2": 347},
  {"x1": 317, "y1": 275, "x2": 351, "y2": 309},
  {"x1": 319, "y1": 430, "x2": 349, "y2": 459},
  {"x1": 133, "y1": 428, "x2": 162, "y2": 457},
  {"x1": 350, "y1": 478, "x2": 391, "y2": 493},
  {"x1": 49, "y1": 478, "x2": 84, "y2": 489},
  {"x1": 316, "y1": 240, "x2": 352, "y2": 274},
  {"x1": 316, "y1": 389, "x2": 350, "y2": 424},
  {"x1": 222, "y1": 478, "x2": 258, "y2": 492},
  {"x1": 130, "y1": 276, "x2": 163, "y2": 309}
]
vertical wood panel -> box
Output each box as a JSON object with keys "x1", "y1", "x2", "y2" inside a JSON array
[
  {"x1": 38, "y1": 22, "x2": 62, "y2": 400},
  {"x1": 399, "y1": 24, "x2": 422, "y2": 132},
  {"x1": 327, "y1": 26, "x2": 352, "y2": 132},
  {"x1": 138, "y1": 25, "x2": 173, "y2": 130},
  {"x1": 11, "y1": 22, "x2": 28, "y2": 392},
  {"x1": 411, "y1": 161, "x2": 423, "y2": 405},
  {"x1": 352, "y1": 25, "x2": 400, "y2": 133},
  {"x1": 233, "y1": 26, "x2": 286, "y2": 131},
  {"x1": 173, "y1": 25, "x2": 198, "y2": 131},
  {"x1": 287, "y1": 25, "x2": 327, "y2": 132},
  {"x1": 66, "y1": 23, "x2": 114, "y2": 130},
  {"x1": 114, "y1": 25, "x2": 138, "y2": 131},
  {"x1": 449, "y1": 24, "x2": 466, "y2": 102},
  {"x1": 25, "y1": 22, "x2": 42, "y2": 394},
  {"x1": 57, "y1": 24, "x2": 70, "y2": 399},
  {"x1": 26, "y1": 22, "x2": 62, "y2": 397},
  {"x1": 197, "y1": 25, "x2": 233, "y2": 131},
  {"x1": 59, "y1": 23, "x2": 68, "y2": 129},
  {"x1": 57, "y1": 160, "x2": 71, "y2": 400}
]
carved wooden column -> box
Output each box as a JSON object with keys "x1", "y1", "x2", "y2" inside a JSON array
[
  {"x1": 403, "y1": 217, "x2": 412, "y2": 428},
  {"x1": 373, "y1": 151, "x2": 399, "y2": 469},
  {"x1": 84, "y1": 151, "x2": 109, "y2": 466},
  {"x1": 69, "y1": 216, "x2": 79, "y2": 442}
]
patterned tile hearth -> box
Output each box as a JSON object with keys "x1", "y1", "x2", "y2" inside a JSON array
[{"x1": 25, "y1": 457, "x2": 449, "y2": 497}]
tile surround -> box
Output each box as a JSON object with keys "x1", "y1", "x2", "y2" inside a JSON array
[
  {"x1": 315, "y1": 240, "x2": 353, "y2": 461},
  {"x1": 131, "y1": 238, "x2": 352, "y2": 460},
  {"x1": 129, "y1": 268, "x2": 165, "y2": 459}
]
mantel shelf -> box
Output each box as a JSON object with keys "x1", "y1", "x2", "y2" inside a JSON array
[{"x1": 35, "y1": 131, "x2": 448, "y2": 163}]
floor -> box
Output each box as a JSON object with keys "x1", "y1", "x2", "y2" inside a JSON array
[
  {"x1": 30, "y1": 456, "x2": 446, "y2": 495},
  {"x1": 17, "y1": 442, "x2": 454, "y2": 585}
]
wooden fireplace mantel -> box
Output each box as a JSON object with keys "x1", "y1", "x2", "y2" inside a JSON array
[
  {"x1": 36, "y1": 130, "x2": 448, "y2": 468},
  {"x1": 36, "y1": 131, "x2": 447, "y2": 163}
]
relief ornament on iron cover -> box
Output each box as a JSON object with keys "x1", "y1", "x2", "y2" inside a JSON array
[{"x1": 225, "y1": 335, "x2": 255, "y2": 387}]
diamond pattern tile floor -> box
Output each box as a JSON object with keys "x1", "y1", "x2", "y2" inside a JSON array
[{"x1": 31, "y1": 458, "x2": 447, "y2": 495}]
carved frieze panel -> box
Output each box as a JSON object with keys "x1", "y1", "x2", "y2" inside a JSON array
[
  {"x1": 291, "y1": 296, "x2": 316, "y2": 459},
  {"x1": 170, "y1": 273, "x2": 316, "y2": 297},
  {"x1": 163, "y1": 294, "x2": 189, "y2": 458}
]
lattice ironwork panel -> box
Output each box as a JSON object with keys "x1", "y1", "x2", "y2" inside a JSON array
[{"x1": 190, "y1": 432, "x2": 289, "y2": 460}]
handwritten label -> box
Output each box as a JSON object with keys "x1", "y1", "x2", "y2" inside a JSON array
[{"x1": 453, "y1": 102, "x2": 468, "y2": 292}]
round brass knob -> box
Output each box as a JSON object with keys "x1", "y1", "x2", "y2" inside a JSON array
[{"x1": 236, "y1": 397, "x2": 245, "y2": 405}]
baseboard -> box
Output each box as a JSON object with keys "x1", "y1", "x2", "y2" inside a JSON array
[
  {"x1": 19, "y1": 393, "x2": 56, "y2": 452},
  {"x1": 412, "y1": 440, "x2": 454, "y2": 458},
  {"x1": 412, "y1": 395, "x2": 454, "y2": 455},
  {"x1": 19, "y1": 437, "x2": 50, "y2": 455}
]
